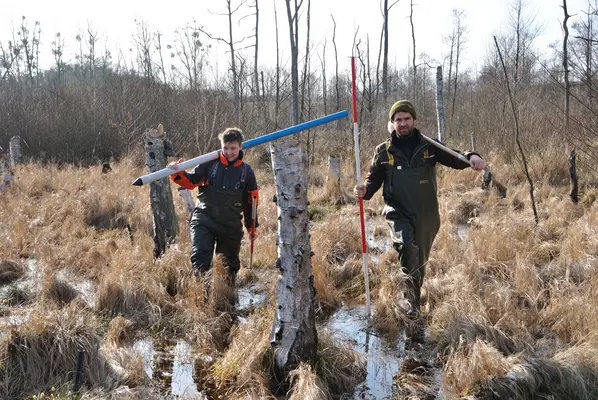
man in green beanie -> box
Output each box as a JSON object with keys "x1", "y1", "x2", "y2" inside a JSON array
[{"x1": 354, "y1": 100, "x2": 485, "y2": 317}]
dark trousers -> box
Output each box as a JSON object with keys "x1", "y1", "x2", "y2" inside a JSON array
[
  {"x1": 387, "y1": 217, "x2": 430, "y2": 310},
  {"x1": 190, "y1": 215, "x2": 242, "y2": 278}
]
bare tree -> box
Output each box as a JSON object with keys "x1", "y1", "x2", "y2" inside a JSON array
[
  {"x1": 285, "y1": 0, "x2": 302, "y2": 125},
  {"x1": 133, "y1": 20, "x2": 155, "y2": 81},
  {"x1": 562, "y1": 0, "x2": 578, "y2": 203},
  {"x1": 494, "y1": 36, "x2": 538, "y2": 224},
  {"x1": 18, "y1": 16, "x2": 41, "y2": 84},
  {"x1": 331, "y1": 15, "x2": 340, "y2": 118},
  {"x1": 410, "y1": 0, "x2": 417, "y2": 103},
  {"x1": 506, "y1": 0, "x2": 541, "y2": 89},
  {"x1": 448, "y1": 9, "x2": 466, "y2": 121},
  {"x1": 51, "y1": 33, "x2": 65, "y2": 85},
  {"x1": 174, "y1": 21, "x2": 206, "y2": 90},
  {"x1": 0, "y1": 39, "x2": 18, "y2": 80},
  {"x1": 571, "y1": 4, "x2": 596, "y2": 107},
  {"x1": 381, "y1": 0, "x2": 400, "y2": 98},
  {"x1": 253, "y1": 0, "x2": 260, "y2": 98},
  {"x1": 155, "y1": 32, "x2": 169, "y2": 84},
  {"x1": 199, "y1": 0, "x2": 249, "y2": 120},
  {"x1": 318, "y1": 39, "x2": 327, "y2": 115},
  {"x1": 300, "y1": 0, "x2": 311, "y2": 123},
  {"x1": 274, "y1": 0, "x2": 281, "y2": 127}
]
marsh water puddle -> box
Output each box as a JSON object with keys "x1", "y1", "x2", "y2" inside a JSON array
[
  {"x1": 457, "y1": 224, "x2": 470, "y2": 243},
  {"x1": 237, "y1": 283, "x2": 267, "y2": 311},
  {"x1": 130, "y1": 284, "x2": 267, "y2": 397},
  {"x1": 134, "y1": 301, "x2": 406, "y2": 398},
  {"x1": 132, "y1": 338, "x2": 207, "y2": 399},
  {"x1": 366, "y1": 219, "x2": 390, "y2": 254},
  {"x1": 325, "y1": 306, "x2": 406, "y2": 399}
]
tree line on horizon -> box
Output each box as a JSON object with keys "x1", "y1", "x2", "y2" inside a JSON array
[{"x1": 0, "y1": 0, "x2": 597, "y2": 181}]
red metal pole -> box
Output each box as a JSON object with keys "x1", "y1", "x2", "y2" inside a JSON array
[{"x1": 351, "y1": 56, "x2": 371, "y2": 317}]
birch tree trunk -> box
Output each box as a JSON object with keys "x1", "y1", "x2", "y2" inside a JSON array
[
  {"x1": 9, "y1": 136, "x2": 22, "y2": 167},
  {"x1": 0, "y1": 152, "x2": 12, "y2": 189},
  {"x1": 269, "y1": 139, "x2": 317, "y2": 371},
  {"x1": 435, "y1": 66, "x2": 446, "y2": 142},
  {"x1": 144, "y1": 126, "x2": 178, "y2": 258},
  {"x1": 326, "y1": 155, "x2": 345, "y2": 205}
]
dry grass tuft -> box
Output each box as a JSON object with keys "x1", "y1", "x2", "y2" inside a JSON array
[
  {"x1": 437, "y1": 317, "x2": 524, "y2": 356},
  {"x1": 311, "y1": 214, "x2": 362, "y2": 265},
  {"x1": 237, "y1": 267, "x2": 259, "y2": 286},
  {"x1": 96, "y1": 276, "x2": 159, "y2": 326},
  {"x1": 474, "y1": 356, "x2": 598, "y2": 400},
  {"x1": 315, "y1": 330, "x2": 366, "y2": 397},
  {"x1": 82, "y1": 195, "x2": 130, "y2": 230},
  {"x1": 372, "y1": 265, "x2": 410, "y2": 336},
  {"x1": 287, "y1": 363, "x2": 330, "y2": 400},
  {"x1": 105, "y1": 316, "x2": 134, "y2": 347},
  {"x1": 4, "y1": 283, "x2": 31, "y2": 306},
  {"x1": 0, "y1": 304, "x2": 118, "y2": 399},
  {"x1": 211, "y1": 309, "x2": 273, "y2": 396},
  {"x1": 581, "y1": 188, "x2": 598, "y2": 208},
  {"x1": 331, "y1": 255, "x2": 363, "y2": 286},
  {"x1": 210, "y1": 255, "x2": 236, "y2": 313},
  {"x1": 43, "y1": 275, "x2": 79, "y2": 306},
  {"x1": 448, "y1": 199, "x2": 481, "y2": 225},
  {"x1": 443, "y1": 339, "x2": 514, "y2": 396},
  {"x1": 0, "y1": 259, "x2": 26, "y2": 284}
]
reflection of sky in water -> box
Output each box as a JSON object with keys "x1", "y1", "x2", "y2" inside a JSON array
[
  {"x1": 366, "y1": 220, "x2": 390, "y2": 253},
  {"x1": 171, "y1": 340, "x2": 200, "y2": 397},
  {"x1": 132, "y1": 338, "x2": 204, "y2": 398},
  {"x1": 237, "y1": 283, "x2": 266, "y2": 310},
  {"x1": 457, "y1": 224, "x2": 470, "y2": 243},
  {"x1": 132, "y1": 338, "x2": 155, "y2": 379},
  {"x1": 327, "y1": 306, "x2": 405, "y2": 400}
]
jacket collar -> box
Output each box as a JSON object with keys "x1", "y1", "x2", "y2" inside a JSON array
[
  {"x1": 219, "y1": 150, "x2": 244, "y2": 167},
  {"x1": 388, "y1": 128, "x2": 424, "y2": 148}
]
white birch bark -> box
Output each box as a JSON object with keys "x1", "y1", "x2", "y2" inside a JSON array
[
  {"x1": 435, "y1": 66, "x2": 446, "y2": 142},
  {"x1": 144, "y1": 129, "x2": 178, "y2": 257},
  {"x1": 269, "y1": 139, "x2": 317, "y2": 370},
  {"x1": 9, "y1": 136, "x2": 22, "y2": 167}
]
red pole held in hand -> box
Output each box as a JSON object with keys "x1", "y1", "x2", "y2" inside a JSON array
[
  {"x1": 351, "y1": 56, "x2": 371, "y2": 317},
  {"x1": 249, "y1": 195, "x2": 257, "y2": 268}
]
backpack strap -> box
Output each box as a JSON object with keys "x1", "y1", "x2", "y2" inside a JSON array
[{"x1": 385, "y1": 142, "x2": 394, "y2": 166}]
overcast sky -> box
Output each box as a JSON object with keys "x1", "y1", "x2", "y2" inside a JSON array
[{"x1": 0, "y1": 0, "x2": 591, "y2": 77}]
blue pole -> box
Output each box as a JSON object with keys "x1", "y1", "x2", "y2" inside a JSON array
[{"x1": 132, "y1": 110, "x2": 348, "y2": 186}]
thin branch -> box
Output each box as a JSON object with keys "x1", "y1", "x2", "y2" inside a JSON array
[{"x1": 493, "y1": 35, "x2": 539, "y2": 224}]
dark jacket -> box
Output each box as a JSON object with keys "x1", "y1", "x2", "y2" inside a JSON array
[
  {"x1": 170, "y1": 151, "x2": 259, "y2": 230},
  {"x1": 364, "y1": 128, "x2": 477, "y2": 228}
]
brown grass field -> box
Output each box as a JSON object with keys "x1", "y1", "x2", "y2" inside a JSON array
[{"x1": 1, "y1": 141, "x2": 598, "y2": 400}]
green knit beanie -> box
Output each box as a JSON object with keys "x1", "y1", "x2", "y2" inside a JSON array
[{"x1": 389, "y1": 100, "x2": 417, "y2": 120}]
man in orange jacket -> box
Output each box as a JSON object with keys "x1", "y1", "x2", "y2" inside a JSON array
[{"x1": 169, "y1": 128, "x2": 258, "y2": 289}]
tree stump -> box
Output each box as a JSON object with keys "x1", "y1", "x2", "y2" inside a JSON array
[
  {"x1": 326, "y1": 155, "x2": 345, "y2": 205},
  {"x1": 144, "y1": 126, "x2": 178, "y2": 258},
  {"x1": 0, "y1": 152, "x2": 12, "y2": 190},
  {"x1": 269, "y1": 139, "x2": 317, "y2": 371},
  {"x1": 9, "y1": 136, "x2": 22, "y2": 167},
  {"x1": 177, "y1": 188, "x2": 195, "y2": 220},
  {"x1": 482, "y1": 166, "x2": 507, "y2": 198},
  {"x1": 569, "y1": 149, "x2": 578, "y2": 203}
]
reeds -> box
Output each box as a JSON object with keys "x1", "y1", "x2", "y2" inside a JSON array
[{"x1": 2, "y1": 153, "x2": 598, "y2": 398}]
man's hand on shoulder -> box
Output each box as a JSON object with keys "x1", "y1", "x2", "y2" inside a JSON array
[{"x1": 469, "y1": 155, "x2": 485, "y2": 172}]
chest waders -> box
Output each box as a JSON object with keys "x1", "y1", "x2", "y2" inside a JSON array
[
  {"x1": 190, "y1": 162, "x2": 247, "y2": 283},
  {"x1": 383, "y1": 142, "x2": 440, "y2": 312}
]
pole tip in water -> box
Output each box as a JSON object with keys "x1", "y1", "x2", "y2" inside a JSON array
[{"x1": 132, "y1": 178, "x2": 143, "y2": 186}]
